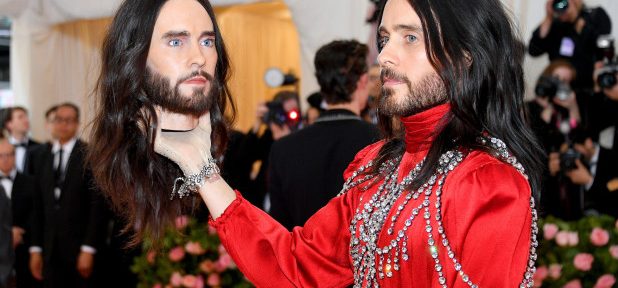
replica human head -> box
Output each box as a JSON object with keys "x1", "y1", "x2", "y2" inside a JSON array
[
  {"x1": 372, "y1": 0, "x2": 544, "y2": 197},
  {"x1": 88, "y1": 0, "x2": 234, "y2": 245}
]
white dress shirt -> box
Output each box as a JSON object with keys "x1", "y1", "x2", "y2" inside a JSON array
[
  {"x1": 0, "y1": 169, "x2": 16, "y2": 200},
  {"x1": 52, "y1": 138, "x2": 77, "y2": 199},
  {"x1": 9, "y1": 136, "x2": 28, "y2": 173}
]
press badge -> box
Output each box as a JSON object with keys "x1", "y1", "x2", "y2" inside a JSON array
[{"x1": 559, "y1": 37, "x2": 575, "y2": 57}]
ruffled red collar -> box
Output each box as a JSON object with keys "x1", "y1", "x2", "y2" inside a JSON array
[{"x1": 400, "y1": 103, "x2": 450, "y2": 154}]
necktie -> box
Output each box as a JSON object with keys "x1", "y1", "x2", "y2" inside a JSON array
[
  {"x1": 0, "y1": 175, "x2": 12, "y2": 181},
  {"x1": 55, "y1": 148, "x2": 64, "y2": 186},
  {"x1": 15, "y1": 142, "x2": 27, "y2": 148}
]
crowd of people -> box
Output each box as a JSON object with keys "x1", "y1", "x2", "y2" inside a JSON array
[
  {"x1": 527, "y1": 0, "x2": 617, "y2": 220},
  {"x1": 0, "y1": 0, "x2": 616, "y2": 287},
  {"x1": 0, "y1": 104, "x2": 139, "y2": 288}
]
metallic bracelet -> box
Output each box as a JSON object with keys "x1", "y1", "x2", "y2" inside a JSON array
[{"x1": 170, "y1": 158, "x2": 220, "y2": 199}]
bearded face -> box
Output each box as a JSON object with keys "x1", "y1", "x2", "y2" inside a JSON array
[
  {"x1": 379, "y1": 67, "x2": 447, "y2": 117},
  {"x1": 377, "y1": 0, "x2": 449, "y2": 117},
  {"x1": 144, "y1": 0, "x2": 219, "y2": 117},
  {"x1": 144, "y1": 68, "x2": 219, "y2": 116}
]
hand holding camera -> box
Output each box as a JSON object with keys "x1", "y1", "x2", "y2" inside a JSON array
[{"x1": 565, "y1": 159, "x2": 593, "y2": 186}]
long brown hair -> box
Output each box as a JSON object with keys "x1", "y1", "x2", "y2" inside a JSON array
[
  {"x1": 87, "y1": 0, "x2": 235, "y2": 246},
  {"x1": 372, "y1": 0, "x2": 544, "y2": 199}
]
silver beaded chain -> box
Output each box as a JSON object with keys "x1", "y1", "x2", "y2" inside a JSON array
[
  {"x1": 170, "y1": 157, "x2": 220, "y2": 199},
  {"x1": 338, "y1": 136, "x2": 538, "y2": 287}
]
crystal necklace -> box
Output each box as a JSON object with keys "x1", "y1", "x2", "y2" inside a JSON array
[{"x1": 338, "y1": 136, "x2": 538, "y2": 288}]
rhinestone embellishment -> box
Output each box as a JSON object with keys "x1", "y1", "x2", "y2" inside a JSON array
[{"x1": 338, "y1": 136, "x2": 537, "y2": 287}]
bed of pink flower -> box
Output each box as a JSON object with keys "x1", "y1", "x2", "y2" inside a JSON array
[
  {"x1": 535, "y1": 215, "x2": 618, "y2": 288},
  {"x1": 132, "y1": 216, "x2": 253, "y2": 288}
]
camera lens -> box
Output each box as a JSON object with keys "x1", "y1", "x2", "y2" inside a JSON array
[
  {"x1": 535, "y1": 76, "x2": 559, "y2": 98},
  {"x1": 552, "y1": 0, "x2": 569, "y2": 15},
  {"x1": 598, "y1": 70, "x2": 617, "y2": 89}
]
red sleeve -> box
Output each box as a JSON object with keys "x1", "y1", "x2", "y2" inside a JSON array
[
  {"x1": 208, "y1": 144, "x2": 381, "y2": 287},
  {"x1": 441, "y1": 156, "x2": 532, "y2": 287}
]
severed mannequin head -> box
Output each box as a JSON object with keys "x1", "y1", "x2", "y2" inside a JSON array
[{"x1": 88, "y1": 0, "x2": 234, "y2": 245}]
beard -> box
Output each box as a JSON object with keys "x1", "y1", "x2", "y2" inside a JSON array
[
  {"x1": 143, "y1": 68, "x2": 220, "y2": 117},
  {"x1": 379, "y1": 67, "x2": 448, "y2": 117}
]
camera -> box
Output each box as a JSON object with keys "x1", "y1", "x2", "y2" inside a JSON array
[
  {"x1": 262, "y1": 101, "x2": 301, "y2": 130},
  {"x1": 552, "y1": 0, "x2": 569, "y2": 17},
  {"x1": 560, "y1": 147, "x2": 581, "y2": 171},
  {"x1": 535, "y1": 75, "x2": 572, "y2": 101},
  {"x1": 596, "y1": 35, "x2": 617, "y2": 89}
]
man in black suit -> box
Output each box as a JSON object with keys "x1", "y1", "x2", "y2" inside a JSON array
[
  {"x1": 2, "y1": 107, "x2": 41, "y2": 175},
  {"x1": 29, "y1": 103, "x2": 106, "y2": 288},
  {"x1": 268, "y1": 40, "x2": 381, "y2": 230},
  {"x1": 0, "y1": 138, "x2": 39, "y2": 288}
]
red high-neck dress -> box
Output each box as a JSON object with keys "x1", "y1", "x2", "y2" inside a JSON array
[{"x1": 210, "y1": 104, "x2": 532, "y2": 287}]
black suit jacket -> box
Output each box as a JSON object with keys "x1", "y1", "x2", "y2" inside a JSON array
[
  {"x1": 268, "y1": 109, "x2": 381, "y2": 230},
  {"x1": 11, "y1": 173, "x2": 36, "y2": 234},
  {"x1": 21, "y1": 138, "x2": 41, "y2": 176},
  {"x1": 0, "y1": 186, "x2": 13, "y2": 287},
  {"x1": 586, "y1": 147, "x2": 618, "y2": 217},
  {"x1": 31, "y1": 140, "x2": 106, "y2": 265}
]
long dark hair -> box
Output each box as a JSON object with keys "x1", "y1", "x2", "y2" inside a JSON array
[
  {"x1": 87, "y1": 0, "x2": 234, "y2": 246},
  {"x1": 373, "y1": 0, "x2": 545, "y2": 199}
]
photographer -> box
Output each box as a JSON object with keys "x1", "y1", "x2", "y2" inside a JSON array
[
  {"x1": 528, "y1": 60, "x2": 583, "y2": 152},
  {"x1": 243, "y1": 91, "x2": 301, "y2": 209},
  {"x1": 578, "y1": 55, "x2": 618, "y2": 217},
  {"x1": 528, "y1": 0, "x2": 611, "y2": 91}
]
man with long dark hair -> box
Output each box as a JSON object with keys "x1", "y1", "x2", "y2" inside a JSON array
[
  {"x1": 87, "y1": 0, "x2": 234, "y2": 246},
  {"x1": 96, "y1": 0, "x2": 544, "y2": 287}
]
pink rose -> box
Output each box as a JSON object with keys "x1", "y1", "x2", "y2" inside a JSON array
[
  {"x1": 147, "y1": 251, "x2": 157, "y2": 264},
  {"x1": 555, "y1": 231, "x2": 569, "y2": 247},
  {"x1": 610, "y1": 245, "x2": 618, "y2": 259},
  {"x1": 181, "y1": 275, "x2": 196, "y2": 287},
  {"x1": 590, "y1": 228, "x2": 610, "y2": 246},
  {"x1": 594, "y1": 274, "x2": 616, "y2": 288},
  {"x1": 215, "y1": 253, "x2": 235, "y2": 271},
  {"x1": 218, "y1": 244, "x2": 227, "y2": 255},
  {"x1": 199, "y1": 260, "x2": 215, "y2": 273},
  {"x1": 170, "y1": 272, "x2": 183, "y2": 287},
  {"x1": 153, "y1": 284, "x2": 162, "y2": 288},
  {"x1": 175, "y1": 216, "x2": 189, "y2": 229},
  {"x1": 573, "y1": 253, "x2": 594, "y2": 271},
  {"x1": 185, "y1": 241, "x2": 206, "y2": 255},
  {"x1": 615, "y1": 220, "x2": 618, "y2": 230},
  {"x1": 168, "y1": 247, "x2": 185, "y2": 262},
  {"x1": 543, "y1": 223, "x2": 559, "y2": 240},
  {"x1": 563, "y1": 279, "x2": 582, "y2": 288},
  {"x1": 207, "y1": 273, "x2": 220, "y2": 287},
  {"x1": 549, "y1": 264, "x2": 562, "y2": 279},
  {"x1": 533, "y1": 266, "x2": 548, "y2": 284},
  {"x1": 208, "y1": 225, "x2": 218, "y2": 235},
  {"x1": 194, "y1": 276, "x2": 204, "y2": 288},
  {"x1": 567, "y1": 232, "x2": 579, "y2": 246}
]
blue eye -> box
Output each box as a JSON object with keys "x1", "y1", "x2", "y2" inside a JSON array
[
  {"x1": 168, "y1": 39, "x2": 182, "y2": 47},
  {"x1": 378, "y1": 36, "x2": 389, "y2": 49},
  {"x1": 201, "y1": 38, "x2": 215, "y2": 47},
  {"x1": 405, "y1": 35, "x2": 417, "y2": 43}
]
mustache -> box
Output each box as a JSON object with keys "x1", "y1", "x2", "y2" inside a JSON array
[
  {"x1": 177, "y1": 70, "x2": 214, "y2": 84},
  {"x1": 380, "y1": 67, "x2": 409, "y2": 85}
]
